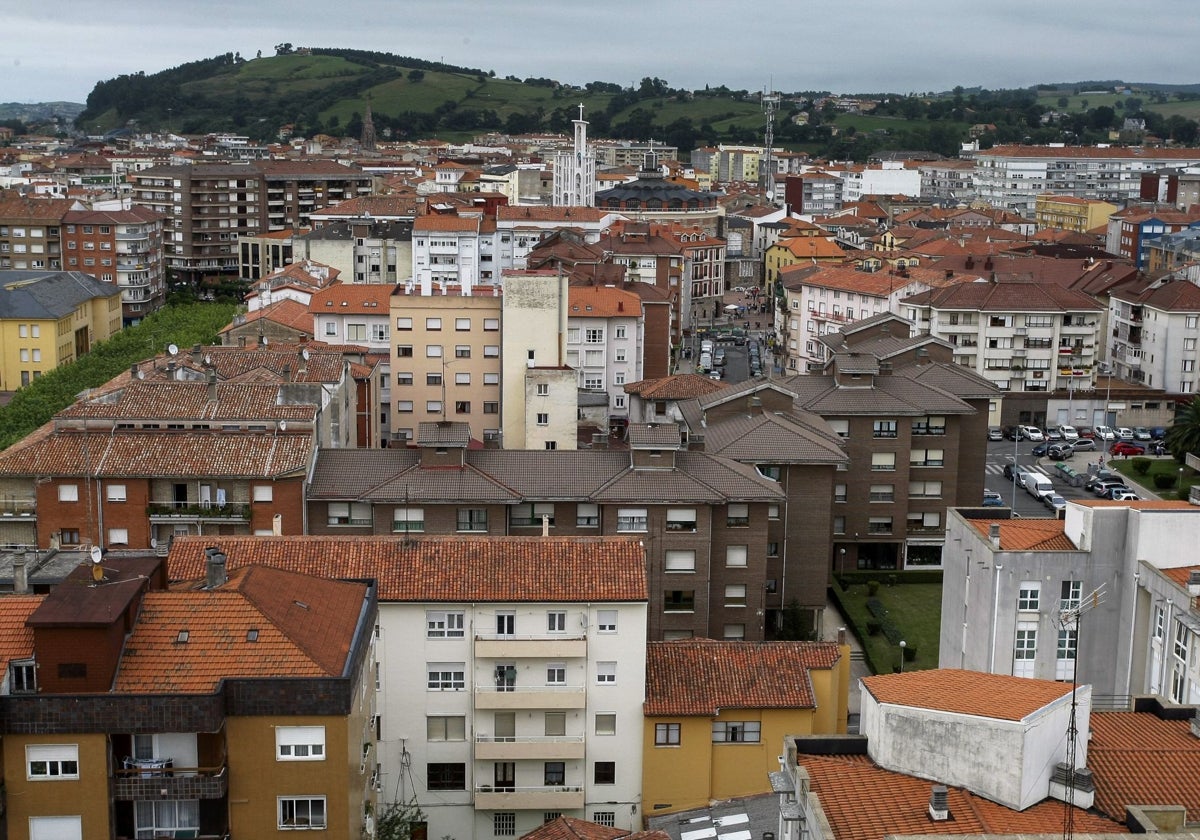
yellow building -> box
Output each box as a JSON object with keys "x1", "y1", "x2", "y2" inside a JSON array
[
  {"x1": 764, "y1": 236, "x2": 846, "y2": 287},
  {"x1": 0, "y1": 270, "x2": 122, "y2": 390},
  {"x1": 1034, "y1": 194, "x2": 1118, "y2": 234},
  {"x1": 642, "y1": 638, "x2": 850, "y2": 816}
]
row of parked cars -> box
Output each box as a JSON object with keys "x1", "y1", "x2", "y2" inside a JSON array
[{"x1": 993, "y1": 424, "x2": 1167, "y2": 443}]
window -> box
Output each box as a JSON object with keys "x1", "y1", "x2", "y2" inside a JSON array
[
  {"x1": 871, "y1": 453, "x2": 896, "y2": 471},
  {"x1": 655, "y1": 722, "x2": 681, "y2": 745},
  {"x1": 541, "y1": 761, "x2": 566, "y2": 786},
  {"x1": 545, "y1": 712, "x2": 566, "y2": 737},
  {"x1": 484, "y1": 402, "x2": 499, "y2": 414},
  {"x1": 252, "y1": 485, "x2": 273, "y2": 502},
  {"x1": 135, "y1": 800, "x2": 199, "y2": 838},
  {"x1": 455, "y1": 345, "x2": 471, "y2": 358},
  {"x1": 426, "y1": 611, "x2": 465, "y2": 638},
  {"x1": 484, "y1": 318, "x2": 500, "y2": 331},
  {"x1": 536, "y1": 383, "x2": 549, "y2": 396},
  {"x1": 511, "y1": 502, "x2": 555, "y2": 527},
  {"x1": 1018, "y1": 582, "x2": 1040, "y2": 611},
  {"x1": 725, "y1": 584, "x2": 747, "y2": 606},
  {"x1": 1056, "y1": 628, "x2": 1077, "y2": 680},
  {"x1": 57, "y1": 484, "x2": 79, "y2": 502},
  {"x1": 106, "y1": 484, "x2": 126, "y2": 502},
  {"x1": 108, "y1": 528, "x2": 129, "y2": 546},
  {"x1": 596, "y1": 713, "x2": 617, "y2": 735},
  {"x1": 834, "y1": 483, "x2": 847, "y2": 502},
  {"x1": 397, "y1": 344, "x2": 414, "y2": 357},
  {"x1": 593, "y1": 812, "x2": 616, "y2": 828},
  {"x1": 873, "y1": 420, "x2": 898, "y2": 438},
  {"x1": 276, "y1": 726, "x2": 326, "y2": 760},
  {"x1": 396, "y1": 400, "x2": 414, "y2": 413},
  {"x1": 484, "y1": 345, "x2": 499, "y2": 357},
  {"x1": 1014, "y1": 623, "x2": 1038, "y2": 677},
  {"x1": 347, "y1": 324, "x2": 367, "y2": 341},
  {"x1": 456, "y1": 317, "x2": 471, "y2": 331},
  {"x1": 393, "y1": 507, "x2": 425, "y2": 533},
  {"x1": 665, "y1": 550, "x2": 696, "y2": 572},
  {"x1": 372, "y1": 323, "x2": 389, "y2": 342},
  {"x1": 912, "y1": 415, "x2": 946, "y2": 435},
  {"x1": 428, "y1": 763, "x2": 466, "y2": 790},
  {"x1": 594, "y1": 761, "x2": 615, "y2": 784},
  {"x1": 867, "y1": 516, "x2": 892, "y2": 534},
  {"x1": 10, "y1": 659, "x2": 36, "y2": 693},
  {"x1": 617, "y1": 507, "x2": 647, "y2": 532},
  {"x1": 869, "y1": 484, "x2": 894, "y2": 502},
  {"x1": 615, "y1": 325, "x2": 627, "y2": 339},
  {"x1": 585, "y1": 328, "x2": 603, "y2": 343},
  {"x1": 427, "y1": 716, "x2": 466, "y2": 741},
  {"x1": 664, "y1": 590, "x2": 695, "y2": 612},
  {"x1": 426, "y1": 317, "x2": 442, "y2": 330},
  {"x1": 1060, "y1": 580, "x2": 1082, "y2": 611},
  {"x1": 724, "y1": 623, "x2": 746, "y2": 639},
  {"x1": 712, "y1": 721, "x2": 761, "y2": 743},
  {"x1": 726, "y1": 502, "x2": 749, "y2": 527},
  {"x1": 427, "y1": 663, "x2": 466, "y2": 690},
  {"x1": 484, "y1": 372, "x2": 499, "y2": 385},
  {"x1": 597, "y1": 609, "x2": 617, "y2": 632},
  {"x1": 666, "y1": 508, "x2": 697, "y2": 532},
  {"x1": 327, "y1": 501, "x2": 372, "y2": 526},
  {"x1": 27, "y1": 744, "x2": 79, "y2": 779},
  {"x1": 546, "y1": 662, "x2": 566, "y2": 684},
  {"x1": 576, "y1": 503, "x2": 599, "y2": 527},
  {"x1": 536, "y1": 412, "x2": 549, "y2": 426},
  {"x1": 726, "y1": 545, "x2": 748, "y2": 567},
  {"x1": 909, "y1": 480, "x2": 942, "y2": 498},
  {"x1": 494, "y1": 813, "x2": 516, "y2": 837},
  {"x1": 548, "y1": 611, "x2": 566, "y2": 632},
  {"x1": 455, "y1": 401, "x2": 471, "y2": 414},
  {"x1": 910, "y1": 449, "x2": 944, "y2": 467},
  {"x1": 496, "y1": 612, "x2": 515, "y2": 636},
  {"x1": 596, "y1": 662, "x2": 616, "y2": 684},
  {"x1": 426, "y1": 345, "x2": 443, "y2": 358},
  {"x1": 457, "y1": 508, "x2": 488, "y2": 532},
  {"x1": 279, "y1": 796, "x2": 326, "y2": 829}
]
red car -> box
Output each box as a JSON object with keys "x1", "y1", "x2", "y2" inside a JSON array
[{"x1": 1109, "y1": 441, "x2": 1146, "y2": 456}]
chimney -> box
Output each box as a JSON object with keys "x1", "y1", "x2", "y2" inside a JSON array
[
  {"x1": 272, "y1": 513, "x2": 282, "y2": 535},
  {"x1": 191, "y1": 343, "x2": 202, "y2": 364},
  {"x1": 13, "y1": 551, "x2": 32, "y2": 594},
  {"x1": 837, "y1": 626, "x2": 847, "y2": 646},
  {"x1": 204, "y1": 547, "x2": 227, "y2": 589},
  {"x1": 591, "y1": 432, "x2": 607, "y2": 450},
  {"x1": 207, "y1": 369, "x2": 218, "y2": 402},
  {"x1": 166, "y1": 361, "x2": 176, "y2": 379},
  {"x1": 989, "y1": 523, "x2": 1001, "y2": 550},
  {"x1": 238, "y1": 335, "x2": 246, "y2": 348},
  {"x1": 1187, "y1": 570, "x2": 1200, "y2": 597},
  {"x1": 541, "y1": 514, "x2": 551, "y2": 537},
  {"x1": 748, "y1": 395, "x2": 763, "y2": 414},
  {"x1": 130, "y1": 363, "x2": 139, "y2": 379},
  {"x1": 282, "y1": 364, "x2": 291, "y2": 381},
  {"x1": 928, "y1": 785, "x2": 949, "y2": 821}
]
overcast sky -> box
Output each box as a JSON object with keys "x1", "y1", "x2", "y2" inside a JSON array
[{"x1": 4, "y1": 0, "x2": 1199, "y2": 104}]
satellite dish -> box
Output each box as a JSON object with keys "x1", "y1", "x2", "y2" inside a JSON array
[
  {"x1": 167, "y1": 343, "x2": 179, "y2": 356},
  {"x1": 301, "y1": 348, "x2": 310, "y2": 361},
  {"x1": 278, "y1": 420, "x2": 287, "y2": 432},
  {"x1": 204, "y1": 354, "x2": 212, "y2": 366},
  {"x1": 90, "y1": 545, "x2": 102, "y2": 564}
]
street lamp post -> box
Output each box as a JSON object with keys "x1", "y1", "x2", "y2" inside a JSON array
[{"x1": 898, "y1": 640, "x2": 907, "y2": 673}]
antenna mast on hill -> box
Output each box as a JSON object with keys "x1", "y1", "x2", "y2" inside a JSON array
[
  {"x1": 762, "y1": 90, "x2": 781, "y2": 204},
  {"x1": 1058, "y1": 583, "x2": 1104, "y2": 840}
]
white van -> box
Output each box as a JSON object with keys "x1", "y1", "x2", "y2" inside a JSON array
[
  {"x1": 1023, "y1": 472, "x2": 1053, "y2": 499},
  {"x1": 698, "y1": 352, "x2": 712, "y2": 372}
]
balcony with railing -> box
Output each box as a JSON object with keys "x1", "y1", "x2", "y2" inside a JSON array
[
  {"x1": 0, "y1": 497, "x2": 36, "y2": 518},
  {"x1": 473, "y1": 682, "x2": 587, "y2": 710},
  {"x1": 474, "y1": 734, "x2": 586, "y2": 760},
  {"x1": 474, "y1": 633, "x2": 586, "y2": 659},
  {"x1": 147, "y1": 502, "x2": 249, "y2": 521},
  {"x1": 113, "y1": 759, "x2": 228, "y2": 801},
  {"x1": 474, "y1": 783, "x2": 585, "y2": 811}
]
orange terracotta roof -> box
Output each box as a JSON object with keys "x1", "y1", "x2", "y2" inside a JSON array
[
  {"x1": 413, "y1": 214, "x2": 482, "y2": 232},
  {"x1": 221, "y1": 298, "x2": 314, "y2": 334},
  {"x1": 497, "y1": 206, "x2": 610, "y2": 223},
  {"x1": 0, "y1": 594, "x2": 44, "y2": 675},
  {"x1": 567, "y1": 285, "x2": 642, "y2": 318},
  {"x1": 308, "y1": 282, "x2": 393, "y2": 312},
  {"x1": 167, "y1": 535, "x2": 647, "y2": 603},
  {"x1": 1072, "y1": 499, "x2": 1194, "y2": 510},
  {"x1": 862, "y1": 669, "x2": 1075, "y2": 721},
  {"x1": 1162, "y1": 565, "x2": 1200, "y2": 591},
  {"x1": 801, "y1": 753, "x2": 1126, "y2": 840},
  {"x1": 1089, "y1": 711, "x2": 1200, "y2": 821},
  {"x1": 775, "y1": 236, "x2": 846, "y2": 259},
  {"x1": 623, "y1": 374, "x2": 727, "y2": 399},
  {"x1": 966, "y1": 517, "x2": 1078, "y2": 551},
  {"x1": 520, "y1": 817, "x2": 625, "y2": 840},
  {"x1": 645, "y1": 639, "x2": 841, "y2": 715},
  {"x1": 116, "y1": 565, "x2": 367, "y2": 693}
]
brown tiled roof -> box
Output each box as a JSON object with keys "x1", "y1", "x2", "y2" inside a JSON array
[
  {"x1": 801, "y1": 753, "x2": 1125, "y2": 840},
  {"x1": 413, "y1": 214, "x2": 482, "y2": 233},
  {"x1": 903, "y1": 278, "x2": 1103, "y2": 312},
  {"x1": 310, "y1": 194, "x2": 418, "y2": 218},
  {"x1": 308, "y1": 282, "x2": 393, "y2": 311},
  {"x1": 116, "y1": 565, "x2": 367, "y2": 693},
  {"x1": 0, "y1": 595, "x2": 43, "y2": 674},
  {"x1": 568, "y1": 285, "x2": 642, "y2": 318},
  {"x1": 623, "y1": 374, "x2": 727, "y2": 400},
  {"x1": 702, "y1": 411, "x2": 847, "y2": 466},
  {"x1": 222, "y1": 298, "x2": 314, "y2": 333},
  {"x1": 56, "y1": 381, "x2": 316, "y2": 422},
  {"x1": 0, "y1": 196, "x2": 76, "y2": 221},
  {"x1": 966, "y1": 517, "x2": 1078, "y2": 551},
  {"x1": 1089, "y1": 711, "x2": 1200, "y2": 821},
  {"x1": 1111, "y1": 278, "x2": 1200, "y2": 311},
  {"x1": 520, "y1": 817, "x2": 625, "y2": 840},
  {"x1": 861, "y1": 669, "x2": 1075, "y2": 722},
  {"x1": 167, "y1": 535, "x2": 648, "y2": 603},
  {"x1": 498, "y1": 206, "x2": 611, "y2": 223},
  {"x1": 645, "y1": 639, "x2": 842, "y2": 715}
]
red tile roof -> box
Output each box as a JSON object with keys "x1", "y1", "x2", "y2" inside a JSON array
[
  {"x1": 623, "y1": 374, "x2": 727, "y2": 399},
  {"x1": 568, "y1": 285, "x2": 642, "y2": 318},
  {"x1": 167, "y1": 535, "x2": 647, "y2": 603},
  {"x1": 966, "y1": 517, "x2": 1078, "y2": 551},
  {"x1": 0, "y1": 595, "x2": 43, "y2": 675},
  {"x1": 116, "y1": 565, "x2": 367, "y2": 693},
  {"x1": 644, "y1": 639, "x2": 841, "y2": 715},
  {"x1": 308, "y1": 282, "x2": 393, "y2": 311},
  {"x1": 801, "y1": 753, "x2": 1126, "y2": 840},
  {"x1": 861, "y1": 669, "x2": 1075, "y2": 722},
  {"x1": 222, "y1": 298, "x2": 315, "y2": 334},
  {"x1": 520, "y1": 817, "x2": 626, "y2": 840},
  {"x1": 1089, "y1": 712, "x2": 1200, "y2": 821}
]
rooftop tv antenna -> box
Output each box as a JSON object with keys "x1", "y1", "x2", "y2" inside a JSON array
[
  {"x1": 762, "y1": 89, "x2": 781, "y2": 204},
  {"x1": 1057, "y1": 583, "x2": 1104, "y2": 840}
]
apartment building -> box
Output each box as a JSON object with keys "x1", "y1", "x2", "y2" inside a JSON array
[
  {"x1": 902, "y1": 278, "x2": 1104, "y2": 395},
  {"x1": 763, "y1": 234, "x2": 846, "y2": 288},
  {"x1": 0, "y1": 553, "x2": 377, "y2": 840},
  {"x1": 836, "y1": 161, "x2": 921, "y2": 204},
  {"x1": 303, "y1": 416, "x2": 846, "y2": 641},
  {"x1": 61, "y1": 206, "x2": 167, "y2": 325},
  {"x1": 972, "y1": 145, "x2": 1200, "y2": 215},
  {"x1": 496, "y1": 206, "x2": 620, "y2": 270},
  {"x1": 413, "y1": 213, "x2": 498, "y2": 290},
  {"x1": 167, "y1": 534, "x2": 648, "y2": 840},
  {"x1": 565, "y1": 284, "x2": 644, "y2": 424},
  {"x1": 917, "y1": 159, "x2": 975, "y2": 202},
  {"x1": 0, "y1": 270, "x2": 122, "y2": 390},
  {"x1": 1033, "y1": 193, "x2": 1117, "y2": 234},
  {"x1": 1144, "y1": 227, "x2": 1200, "y2": 272},
  {"x1": 1106, "y1": 206, "x2": 1200, "y2": 268},
  {"x1": 642, "y1": 639, "x2": 849, "y2": 816},
  {"x1": 782, "y1": 172, "x2": 842, "y2": 216},
  {"x1": 1109, "y1": 277, "x2": 1200, "y2": 392},
  {"x1": 0, "y1": 197, "x2": 78, "y2": 272},
  {"x1": 238, "y1": 228, "x2": 296, "y2": 280}
]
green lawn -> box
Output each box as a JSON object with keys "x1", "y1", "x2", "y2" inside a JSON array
[
  {"x1": 831, "y1": 579, "x2": 942, "y2": 674},
  {"x1": 1107, "y1": 457, "x2": 1196, "y2": 499}
]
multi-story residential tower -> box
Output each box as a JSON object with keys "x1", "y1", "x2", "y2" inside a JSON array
[{"x1": 61, "y1": 206, "x2": 167, "y2": 325}]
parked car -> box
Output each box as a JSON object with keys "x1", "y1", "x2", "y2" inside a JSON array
[
  {"x1": 1107, "y1": 489, "x2": 1141, "y2": 501},
  {"x1": 988, "y1": 427, "x2": 1004, "y2": 441},
  {"x1": 1045, "y1": 428, "x2": 1064, "y2": 441},
  {"x1": 1023, "y1": 426, "x2": 1046, "y2": 442},
  {"x1": 1003, "y1": 463, "x2": 1016, "y2": 481},
  {"x1": 1151, "y1": 427, "x2": 1167, "y2": 440},
  {"x1": 1058, "y1": 425, "x2": 1080, "y2": 441},
  {"x1": 1115, "y1": 427, "x2": 1136, "y2": 441},
  {"x1": 1092, "y1": 479, "x2": 1130, "y2": 498},
  {"x1": 1084, "y1": 471, "x2": 1122, "y2": 492},
  {"x1": 1070, "y1": 437, "x2": 1097, "y2": 452},
  {"x1": 1109, "y1": 441, "x2": 1146, "y2": 457},
  {"x1": 1077, "y1": 426, "x2": 1095, "y2": 439},
  {"x1": 1047, "y1": 443, "x2": 1074, "y2": 460},
  {"x1": 1094, "y1": 425, "x2": 1117, "y2": 441},
  {"x1": 1043, "y1": 493, "x2": 1068, "y2": 513},
  {"x1": 714, "y1": 348, "x2": 727, "y2": 367},
  {"x1": 982, "y1": 490, "x2": 1005, "y2": 507},
  {"x1": 1032, "y1": 442, "x2": 1050, "y2": 457},
  {"x1": 1003, "y1": 426, "x2": 1021, "y2": 440},
  {"x1": 1133, "y1": 427, "x2": 1152, "y2": 441}
]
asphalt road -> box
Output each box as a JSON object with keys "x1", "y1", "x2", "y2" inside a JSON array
[{"x1": 983, "y1": 438, "x2": 1116, "y2": 518}]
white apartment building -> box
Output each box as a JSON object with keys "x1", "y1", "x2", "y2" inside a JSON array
[
  {"x1": 412, "y1": 214, "x2": 500, "y2": 291},
  {"x1": 837, "y1": 161, "x2": 922, "y2": 203},
  {"x1": 1109, "y1": 277, "x2": 1200, "y2": 393},
  {"x1": 972, "y1": 145, "x2": 1200, "y2": 215},
  {"x1": 903, "y1": 279, "x2": 1103, "y2": 394},
  {"x1": 565, "y1": 285, "x2": 644, "y2": 421},
  {"x1": 496, "y1": 207, "x2": 621, "y2": 270}
]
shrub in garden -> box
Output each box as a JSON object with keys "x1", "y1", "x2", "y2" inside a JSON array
[{"x1": 1131, "y1": 457, "x2": 1151, "y2": 475}]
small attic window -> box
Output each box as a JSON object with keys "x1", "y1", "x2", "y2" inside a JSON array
[
  {"x1": 294, "y1": 600, "x2": 310, "y2": 610},
  {"x1": 247, "y1": 629, "x2": 259, "y2": 642},
  {"x1": 176, "y1": 630, "x2": 190, "y2": 644},
  {"x1": 325, "y1": 301, "x2": 333, "y2": 306},
  {"x1": 341, "y1": 301, "x2": 348, "y2": 306}
]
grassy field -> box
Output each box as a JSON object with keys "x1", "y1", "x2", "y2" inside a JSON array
[
  {"x1": 831, "y1": 579, "x2": 942, "y2": 674},
  {"x1": 1107, "y1": 457, "x2": 1196, "y2": 499},
  {"x1": 833, "y1": 113, "x2": 969, "y2": 135}
]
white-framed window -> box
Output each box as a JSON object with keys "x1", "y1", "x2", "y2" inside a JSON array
[
  {"x1": 615, "y1": 325, "x2": 627, "y2": 339},
  {"x1": 253, "y1": 485, "x2": 273, "y2": 502},
  {"x1": 1056, "y1": 628, "x2": 1077, "y2": 680},
  {"x1": 546, "y1": 662, "x2": 566, "y2": 684},
  {"x1": 276, "y1": 725, "x2": 326, "y2": 761},
  {"x1": 665, "y1": 507, "x2": 697, "y2": 532},
  {"x1": 426, "y1": 344, "x2": 443, "y2": 358},
  {"x1": 576, "y1": 503, "x2": 599, "y2": 527},
  {"x1": 455, "y1": 317, "x2": 471, "y2": 331},
  {"x1": 57, "y1": 484, "x2": 79, "y2": 502},
  {"x1": 324, "y1": 321, "x2": 337, "y2": 336},
  {"x1": 106, "y1": 484, "x2": 126, "y2": 502},
  {"x1": 494, "y1": 812, "x2": 516, "y2": 837},
  {"x1": 725, "y1": 584, "x2": 747, "y2": 606},
  {"x1": 484, "y1": 372, "x2": 499, "y2": 385},
  {"x1": 726, "y1": 502, "x2": 749, "y2": 526},
  {"x1": 27, "y1": 744, "x2": 79, "y2": 780},
  {"x1": 595, "y1": 713, "x2": 616, "y2": 735},
  {"x1": 1018, "y1": 581, "x2": 1040, "y2": 611},
  {"x1": 597, "y1": 609, "x2": 617, "y2": 632},
  {"x1": 585, "y1": 328, "x2": 603, "y2": 343},
  {"x1": 29, "y1": 816, "x2": 82, "y2": 840},
  {"x1": 427, "y1": 611, "x2": 465, "y2": 638},
  {"x1": 712, "y1": 721, "x2": 761, "y2": 743},
  {"x1": 392, "y1": 507, "x2": 424, "y2": 533},
  {"x1": 655, "y1": 722, "x2": 680, "y2": 745},
  {"x1": 1014, "y1": 622, "x2": 1037, "y2": 678},
  {"x1": 547, "y1": 611, "x2": 566, "y2": 632},
  {"x1": 279, "y1": 796, "x2": 326, "y2": 829},
  {"x1": 107, "y1": 528, "x2": 129, "y2": 546},
  {"x1": 396, "y1": 317, "x2": 413, "y2": 330},
  {"x1": 665, "y1": 550, "x2": 696, "y2": 572},
  {"x1": 327, "y1": 502, "x2": 372, "y2": 526},
  {"x1": 536, "y1": 412, "x2": 549, "y2": 425},
  {"x1": 427, "y1": 715, "x2": 466, "y2": 741},
  {"x1": 1060, "y1": 580, "x2": 1082, "y2": 611},
  {"x1": 616, "y1": 507, "x2": 647, "y2": 532},
  {"x1": 428, "y1": 663, "x2": 466, "y2": 691},
  {"x1": 726, "y1": 545, "x2": 748, "y2": 567},
  {"x1": 536, "y1": 383, "x2": 550, "y2": 396},
  {"x1": 426, "y1": 317, "x2": 442, "y2": 330},
  {"x1": 596, "y1": 661, "x2": 616, "y2": 684},
  {"x1": 484, "y1": 318, "x2": 500, "y2": 331}
]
